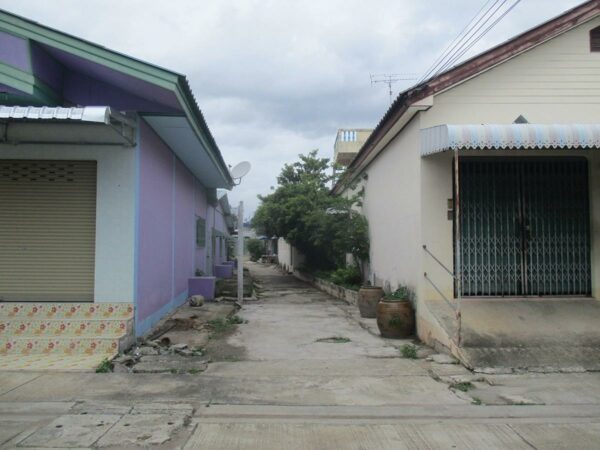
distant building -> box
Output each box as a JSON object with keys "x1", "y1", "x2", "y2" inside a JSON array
[{"x1": 333, "y1": 129, "x2": 372, "y2": 167}]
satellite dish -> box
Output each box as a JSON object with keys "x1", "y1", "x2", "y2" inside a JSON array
[{"x1": 230, "y1": 161, "x2": 251, "y2": 183}]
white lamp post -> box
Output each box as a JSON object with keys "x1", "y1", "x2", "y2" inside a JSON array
[{"x1": 229, "y1": 161, "x2": 251, "y2": 305}]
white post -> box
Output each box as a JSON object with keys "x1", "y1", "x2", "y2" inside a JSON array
[{"x1": 237, "y1": 201, "x2": 244, "y2": 304}]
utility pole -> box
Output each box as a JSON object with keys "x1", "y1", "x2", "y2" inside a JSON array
[
  {"x1": 370, "y1": 73, "x2": 417, "y2": 104},
  {"x1": 237, "y1": 201, "x2": 244, "y2": 304}
]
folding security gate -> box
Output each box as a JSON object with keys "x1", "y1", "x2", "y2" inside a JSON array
[{"x1": 457, "y1": 158, "x2": 591, "y2": 296}]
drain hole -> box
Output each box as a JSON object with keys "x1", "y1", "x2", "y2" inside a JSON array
[
  {"x1": 167, "y1": 422, "x2": 174, "y2": 425},
  {"x1": 124, "y1": 423, "x2": 130, "y2": 427},
  {"x1": 55, "y1": 425, "x2": 63, "y2": 429}
]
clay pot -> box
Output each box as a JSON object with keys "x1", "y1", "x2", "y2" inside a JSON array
[
  {"x1": 357, "y1": 286, "x2": 384, "y2": 318},
  {"x1": 376, "y1": 299, "x2": 415, "y2": 338}
]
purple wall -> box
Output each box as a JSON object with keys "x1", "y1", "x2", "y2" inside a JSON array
[
  {"x1": 0, "y1": 31, "x2": 30, "y2": 72},
  {"x1": 137, "y1": 120, "x2": 208, "y2": 330}
]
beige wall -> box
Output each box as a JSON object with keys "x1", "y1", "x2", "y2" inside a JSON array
[
  {"x1": 277, "y1": 238, "x2": 305, "y2": 273},
  {"x1": 360, "y1": 117, "x2": 422, "y2": 294},
  {"x1": 422, "y1": 16, "x2": 600, "y2": 128}
]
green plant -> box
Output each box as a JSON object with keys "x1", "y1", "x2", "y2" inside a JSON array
[
  {"x1": 450, "y1": 381, "x2": 474, "y2": 392},
  {"x1": 388, "y1": 314, "x2": 403, "y2": 327},
  {"x1": 328, "y1": 265, "x2": 362, "y2": 290},
  {"x1": 400, "y1": 344, "x2": 417, "y2": 359},
  {"x1": 228, "y1": 315, "x2": 244, "y2": 324},
  {"x1": 95, "y1": 358, "x2": 113, "y2": 373},
  {"x1": 384, "y1": 285, "x2": 415, "y2": 302},
  {"x1": 472, "y1": 397, "x2": 482, "y2": 405},
  {"x1": 247, "y1": 238, "x2": 265, "y2": 262},
  {"x1": 195, "y1": 268, "x2": 205, "y2": 276}
]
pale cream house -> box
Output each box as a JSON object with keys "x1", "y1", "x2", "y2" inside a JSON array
[{"x1": 333, "y1": 0, "x2": 600, "y2": 370}]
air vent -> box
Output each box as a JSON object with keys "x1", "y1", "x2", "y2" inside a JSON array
[{"x1": 590, "y1": 26, "x2": 600, "y2": 52}]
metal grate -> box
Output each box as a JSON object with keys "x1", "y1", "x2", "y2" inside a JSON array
[
  {"x1": 456, "y1": 158, "x2": 591, "y2": 297},
  {"x1": 0, "y1": 161, "x2": 76, "y2": 183}
]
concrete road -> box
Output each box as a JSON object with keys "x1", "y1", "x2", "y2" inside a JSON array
[{"x1": 2, "y1": 262, "x2": 600, "y2": 449}]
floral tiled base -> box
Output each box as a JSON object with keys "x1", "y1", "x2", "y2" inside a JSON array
[
  {"x1": 0, "y1": 303, "x2": 134, "y2": 320},
  {"x1": 0, "y1": 319, "x2": 131, "y2": 338},
  {"x1": 0, "y1": 354, "x2": 110, "y2": 371},
  {"x1": 0, "y1": 337, "x2": 119, "y2": 356}
]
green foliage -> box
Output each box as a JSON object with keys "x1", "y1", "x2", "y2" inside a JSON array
[
  {"x1": 246, "y1": 238, "x2": 265, "y2": 262},
  {"x1": 400, "y1": 344, "x2": 418, "y2": 359},
  {"x1": 95, "y1": 358, "x2": 113, "y2": 373},
  {"x1": 328, "y1": 265, "x2": 362, "y2": 290},
  {"x1": 384, "y1": 285, "x2": 415, "y2": 302},
  {"x1": 251, "y1": 150, "x2": 369, "y2": 274},
  {"x1": 451, "y1": 381, "x2": 475, "y2": 392},
  {"x1": 195, "y1": 268, "x2": 205, "y2": 276}
]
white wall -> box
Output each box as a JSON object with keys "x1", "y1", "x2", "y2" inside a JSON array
[
  {"x1": 277, "y1": 237, "x2": 304, "y2": 273},
  {"x1": 0, "y1": 143, "x2": 136, "y2": 302}
]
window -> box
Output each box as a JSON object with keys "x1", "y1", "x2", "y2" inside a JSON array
[
  {"x1": 196, "y1": 217, "x2": 206, "y2": 247},
  {"x1": 590, "y1": 26, "x2": 600, "y2": 52}
]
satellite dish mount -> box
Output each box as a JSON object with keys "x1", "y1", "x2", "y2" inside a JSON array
[{"x1": 230, "y1": 161, "x2": 251, "y2": 185}]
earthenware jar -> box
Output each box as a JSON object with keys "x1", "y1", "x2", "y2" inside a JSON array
[
  {"x1": 376, "y1": 298, "x2": 415, "y2": 338},
  {"x1": 357, "y1": 286, "x2": 384, "y2": 318}
]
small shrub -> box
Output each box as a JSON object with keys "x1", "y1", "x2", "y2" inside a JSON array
[
  {"x1": 195, "y1": 268, "x2": 205, "y2": 276},
  {"x1": 95, "y1": 358, "x2": 113, "y2": 373},
  {"x1": 400, "y1": 344, "x2": 417, "y2": 359},
  {"x1": 328, "y1": 265, "x2": 362, "y2": 290},
  {"x1": 228, "y1": 315, "x2": 244, "y2": 325},
  {"x1": 247, "y1": 239, "x2": 265, "y2": 262}
]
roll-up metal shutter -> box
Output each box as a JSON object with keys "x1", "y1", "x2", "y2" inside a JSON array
[{"x1": 0, "y1": 160, "x2": 97, "y2": 302}]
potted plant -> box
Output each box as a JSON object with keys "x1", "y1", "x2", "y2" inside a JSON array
[{"x1": 376, "y1": 285, "x2": 415, "y2": 338}]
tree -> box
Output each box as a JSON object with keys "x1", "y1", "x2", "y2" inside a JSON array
[{"x1": 252, "y1": 150, "x2": 369, "y2": 273}]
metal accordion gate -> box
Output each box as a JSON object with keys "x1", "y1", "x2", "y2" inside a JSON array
[{"x1": 457, "y1": 157, "x2": 591, "y2": 297}]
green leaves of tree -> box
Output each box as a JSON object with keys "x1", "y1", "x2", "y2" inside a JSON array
[{"x1": 252, "y1": 150, "x2": 369, "y2": 272}]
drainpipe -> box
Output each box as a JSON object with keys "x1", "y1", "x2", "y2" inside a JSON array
[{"x1": 454, "y1": 148, "x2": 462, "y2": 347}]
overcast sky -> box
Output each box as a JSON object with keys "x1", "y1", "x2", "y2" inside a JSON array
[{"x1": 0, "y1": 0, "x2": 584, "y2": 216}]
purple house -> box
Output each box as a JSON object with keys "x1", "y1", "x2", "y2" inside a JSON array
[{"x1": 0, "y1": 9, "x2": 234, "y2": 367}]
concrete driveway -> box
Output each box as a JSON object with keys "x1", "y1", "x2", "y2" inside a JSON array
[{"x1": 2, "y1": 262, "x2": 600, "y2": 449}]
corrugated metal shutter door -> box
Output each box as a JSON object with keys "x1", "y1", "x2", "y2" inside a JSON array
[{"x1": 0, "y1": 160, "x2": 97, "y2": 302}]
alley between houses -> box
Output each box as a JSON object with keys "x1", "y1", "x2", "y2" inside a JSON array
[{"x1": 2, "y1": 262, "x2": 600, "y2": 449}]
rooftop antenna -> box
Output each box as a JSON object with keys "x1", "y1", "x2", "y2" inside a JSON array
[{"x1": 370, "y1": 73, "x2": 417, "y2": 105}]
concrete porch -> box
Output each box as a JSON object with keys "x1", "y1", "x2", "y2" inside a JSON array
[{"x1": 423, "y1": 297, "x2": 600, "y2": 371}]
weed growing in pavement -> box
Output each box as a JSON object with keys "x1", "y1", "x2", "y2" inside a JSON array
[
  {"x1": 95, "y1": 358, "x2": 113, "y2": 373},
  {"x1": 315, "y1": 336, "x2": 351, "y2": 343},
  {"x1": 400, "y1": 344, "x2": 418, "y2": 359},
  {"x1": 450, "y1": 381, "x2": 475, "y2": 392},
  {"x1": 472, "y1": 396, "x2": 482, "y2": 405}
]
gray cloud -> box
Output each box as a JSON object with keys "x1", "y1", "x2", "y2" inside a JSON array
[{"x1": 0, "y1": 0, "x2": 583, "y2": 215}]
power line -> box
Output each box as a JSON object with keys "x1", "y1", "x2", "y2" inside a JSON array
[
  {"x1": 419, "y1": 0, "x2": 498, "y2": 83},
  {"x1": 439, "y1": 0, "x2": 522, "y2": 73},
  {"x1": 420, "y1": 0, "x2": 522, "y2": 83},
  {"x1": 432, "y1": 0, "x2": 510, "y2": 77}
]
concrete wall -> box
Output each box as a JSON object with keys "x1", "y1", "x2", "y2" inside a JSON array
[
  {"x1": 277, "y1": 238, "x2": 305, "y2": 273},
  {"x1": 0, "y1": 140, "x2": 136, "y2": 303},
  {"x1": 136, "y1": 120, "x2": 210, "y2": 335}
]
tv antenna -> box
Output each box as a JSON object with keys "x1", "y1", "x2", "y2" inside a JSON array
[{"x1": 370, "y1": 73, "x2": 417, "y2": 104}]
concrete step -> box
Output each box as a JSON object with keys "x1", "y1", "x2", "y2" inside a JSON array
[
  {"x1": 0, "y1": 318, "x2": 132, "y2": 338},
  {"x1": 459, "y1": 345, "x2": 600, "y2": 372},
  {"x1": 0, "y1": 336, "x2": 122, "y2": 356},
  {"x1": 0, "y1": 302, "x2": 134, "y2": 320}
]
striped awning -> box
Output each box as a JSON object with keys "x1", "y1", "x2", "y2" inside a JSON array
[{"x1": 421, "y1": 124, "x2": 600, "y2": 156}]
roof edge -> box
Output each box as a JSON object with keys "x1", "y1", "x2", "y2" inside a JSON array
[{"x1": 336, "y1": 0, "x2": 600, "y2": 189}]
